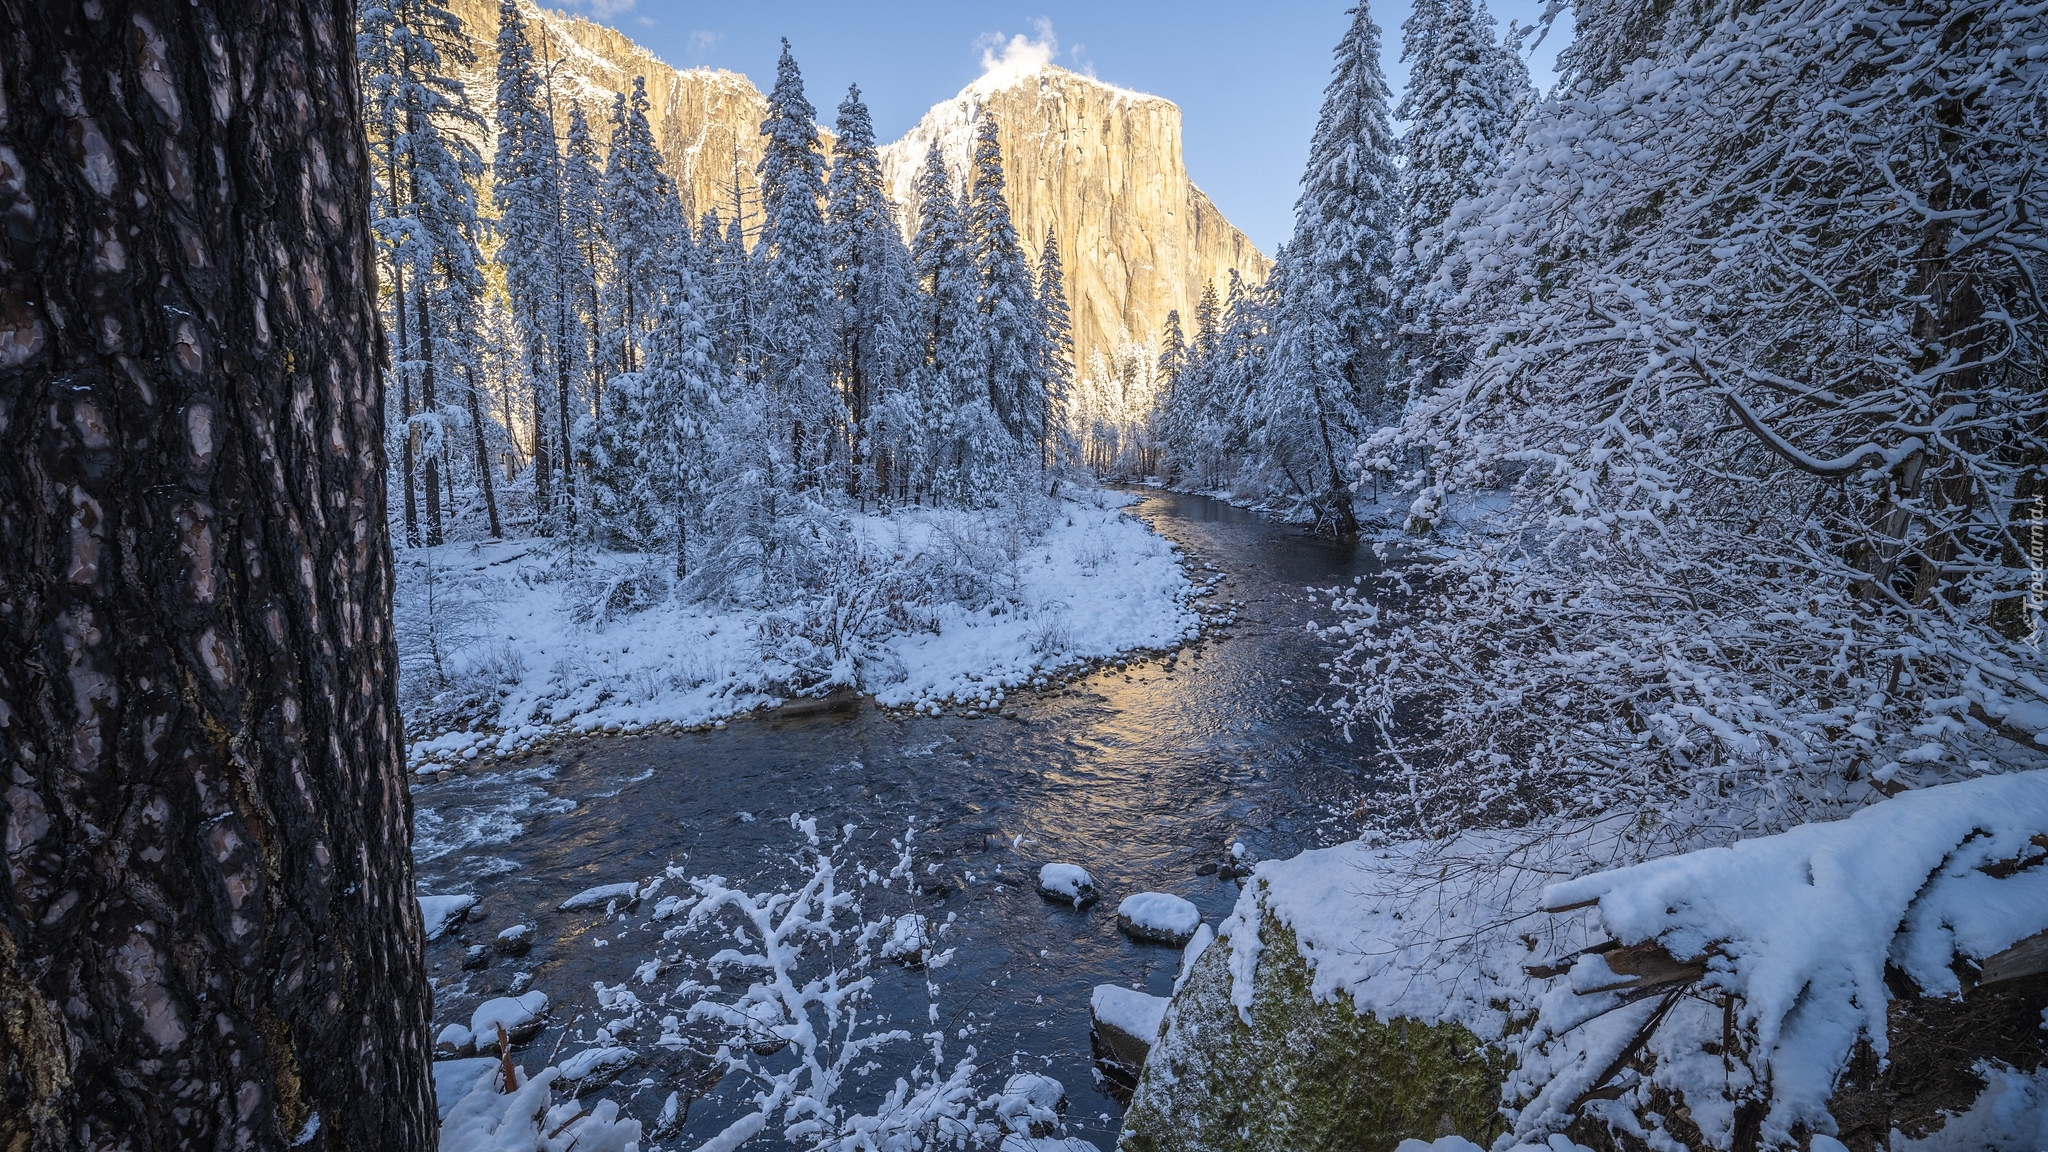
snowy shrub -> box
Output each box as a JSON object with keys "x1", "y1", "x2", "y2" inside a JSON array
[
  {"x1": 675, "y1": 817, "x2": 990, "y2": 1150},
  {"x1": 569, "y1": 558, "x2": 672, "y2": 627}
]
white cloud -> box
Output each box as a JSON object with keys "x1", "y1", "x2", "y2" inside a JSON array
[
  {"x1": 687, "y1": 29, "x2": 724, "y2": 56},
  {"x1": 971, "y1": 18, "x2": 1058, "y2": 92}
]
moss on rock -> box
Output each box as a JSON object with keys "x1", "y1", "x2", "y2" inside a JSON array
[{"x1": 1118, "y1": 916, "x2": 1510, "y2": 1152}]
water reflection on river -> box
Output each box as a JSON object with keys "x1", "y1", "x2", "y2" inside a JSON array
[{"x1": 412, "y1": 490, "x2": 1380, "y2": 1148}]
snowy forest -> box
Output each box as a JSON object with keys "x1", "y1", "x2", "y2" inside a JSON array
[{"x1": 3, "y1": 0, "x2": 2046, "y2": 1150}]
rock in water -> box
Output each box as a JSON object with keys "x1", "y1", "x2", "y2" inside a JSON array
[
  {"x1": 1117, "y1": 892, "x2": 1201, "y2": 945},
  {"x1": 1091, "y1": 984, "x2": 1169, "y2": 1073},
  {"x1": 881, "y1": 913, "x2": 933, "y2": 966},
  {"x1": 494, "y1": 922, "x2": 534, "y2": 956},
  {"x1": 558, "y1": 1045, "x2": 637, "y2": 1095},
  {"x1": 1037, "y1": 863, "x2": 1098, "y2": 908},
  {"x1": 994, "y1": 1072, "x2": 1068, "y2": 1137},
  {"x1": 470, "y1": 990, "x2": 550, "y2": 1050}
]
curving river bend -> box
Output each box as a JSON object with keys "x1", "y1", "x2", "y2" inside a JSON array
[{"x1": 413, "y1": 490, "x2": 1381, "y2": 1148}]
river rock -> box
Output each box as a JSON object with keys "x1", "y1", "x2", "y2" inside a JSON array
[
  {"x1": 881, "y1": 913, "x2": 934, "y2": 967},
  {"x1": 494, "y1": 923, "x2": 534, "y2": 956},
  {"x1": 418, "y1": 893, "x2": 477, "y2": 941},
  {"x1": 434, "y1": 1023, "x2": 476, "y2": 1057},
  {"x1": 559, "y1": 881, "x2": 639, "y2": 912},
  {"x1": 1037, "y1": 863, "x2": 1097, "y2": 908},
  {"x1": 994, "y1": 1072, "x2": 1068, "y2": 1138},
  {"x1": 471, "y1": 990, "x2": 550, "y2": 1051},
  {"x1": 1091, "y1": 985, "x2": 1169, "y2": 1073},
  {"x1": 1117, "y1": 893, "x2": 1201, "y2": 946},
  {"x1": 558, "y1": 1045, "x2": 637, "y2": 1095},
  {"x1": 461, "y1": 943, "x2": 490, "y2": 971}
]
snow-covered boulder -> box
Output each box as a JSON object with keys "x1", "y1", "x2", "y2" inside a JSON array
[
  {"x1": 1090, "y1": 984, "x2": 1168, "y2": 1071},
  {"x1": 1036, "y1": 863, "x2": 1097, "y2": 907},
  {"x1": 881, "y1": 913, "x2": 933, "y2": 966},
  {"x1": 471, "y1": 990, "x2": 550, "y2": 1050},
  {"x1": 494, "y1": 923, "x2": 534, "y2": 956},
  {"x1": 558, "y1": 882, "x2": 639, "y2": 911},
  {"x1": 993, "y1": 1072, "x2": 1067, "y2": 1137},
  {"x1": 557, "y1": 1045, "x2": 636, "y2": 1093},
  {"x1": 1116, "y1": 892, "x2": 1200, "y2": 945},
  {"x1": 1120, "y1": 836, "x2": 1537, "y2": 1152},
  {"x1": 435, "y1": 1023, "x2": 476, "y2": 1057},
  {"x1": 418, "y1": 893, "x2": 477, "y2": 941}
]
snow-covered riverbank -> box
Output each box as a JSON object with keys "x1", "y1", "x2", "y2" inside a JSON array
[{"x1": 397, "y1": 489, "x2": 1199, "y2": 770}]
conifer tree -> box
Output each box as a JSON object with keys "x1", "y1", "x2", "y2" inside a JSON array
[
  {"x1": 1269, "y1": 0, "x2": 1402, "y2": 534},
  {"x1": 492, "y1": 0, "x2": 562, "y2": 524},
  {"x1": 826, "y1": 85, "x2": 917, "y2": 502},
  {"x1": 361, "y1": 0, "x2": 484, "y2": 548},
  {"x1": 909, "y1": 143, "x2": 980, "y2": 498},
  {"x1": 756, "y1": 41, "x2": 837, "y2": 491},
  {"x1": 563, "y1": 103, "x2": 608, "y2": 413},
  {"x1": 1036, "y1": 227, "x2": 1075, "y2": 466},
  {"x1": 965, "y1": 116, "x2": 1044, "y2": 454}
]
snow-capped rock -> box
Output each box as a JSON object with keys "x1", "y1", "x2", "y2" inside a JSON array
[
  {"x1": 1037, "y1": 863, "x2": 1097, "y2": 907},
  {"x1": 1116, "y1": 892, "x2": 1200, "y2": 945}
]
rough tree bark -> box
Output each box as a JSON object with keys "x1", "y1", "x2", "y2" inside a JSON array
[{"x1": 0, "y1": 1, "x2": 437, "y2": 1148}]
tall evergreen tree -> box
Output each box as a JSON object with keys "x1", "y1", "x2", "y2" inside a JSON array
[
  {"x1": 1036, "y1": 227, "x2": 1075, "y2": 466},
  {"x1": 492, "y1": 0, "x2": 562, "y2": 525},
  {"x1": 826, "y1": 85, "x2": 917, "y2": 502},
  {"x1": 964, "y1": 116, "x2": 1044, "y2": 453},
  {"x1": 755, "y1": 41, "x2": 837, "y2": 491},
  {"x1": 361, "y1": 0, "x2": 484, "y2": 548},
  {"x1": 1272, "y1": 0, "x2": 1402, "y2": 534},
  {"x1": 909, "y1": 142, "x2": 981, "y2": 498},
  {"x1": 563, "y1": 102, "x2": 608, "y2": 415}
]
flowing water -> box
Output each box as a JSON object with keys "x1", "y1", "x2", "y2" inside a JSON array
[{"x1": 413, "y1": 490, "x2": 1381, "y2": 1148}]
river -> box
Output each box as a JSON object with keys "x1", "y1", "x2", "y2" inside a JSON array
[{"x1": 412, "y1": 489, "x2": 1380, "y2": 1148}]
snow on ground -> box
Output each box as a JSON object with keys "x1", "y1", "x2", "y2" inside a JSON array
[{"x1": 397, "y1": 490, "x2": 1197, "y2": 770}]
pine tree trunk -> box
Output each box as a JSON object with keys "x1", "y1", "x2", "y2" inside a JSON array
[
  {"x1": 394, "y1": 264, "x2": 421, "y2": 548},
  {"x1": 527, "y1": 316, "x2": 552, "y2": 525},
  {"x1": 0, "y1": 1, "x2": 437, "y2": 1148},
  {"x1": 463, "y1": 356, "x2": 503, "y2": 538},
  {"x1": 418, "y1": 290, "x2": 443, "y2": 546},
  {"x1": 555, "y1": 302, "x2": 576, "y2": 528}
]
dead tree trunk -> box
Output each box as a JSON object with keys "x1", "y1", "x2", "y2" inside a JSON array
[{"x1": 0, "y1": 1, "x2": 437, "y2": 1148}]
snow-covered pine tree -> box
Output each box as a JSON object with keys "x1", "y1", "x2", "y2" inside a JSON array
[
  {"x1": 562, "y1": 103, "x2": 608, "y2": 417},
  {"x1": 360, "y1": 0, "x2": 486, "y2": 548},
  {"x1": 908, "y1": 142, "x2": 981, "y2": 501},
  {"x1": 1266, "y1": 0, "x2": 1401, "y2": 534},
  {"x1": 1036, "y1": 227, "x2": 1075, "y2": 468},
  {"x1": 965, "y1": 115, "x2": 1045, "y2": 461},
  {"x1": 1396, "y1": 0, "x2": 1522, "y2": 331},
  {"x1": 826, "y1": 85, "x2": 917, "y2": 504},
  {"x1": 604, "y1": 78, "x2": 674, "y2": 379},
  {"x1": 755, "y1": 41, "x2": 839, "y2": 493},
  {"x1": 492, "y1": 0, "x2": 563, "y2": 528},
  {"x1": 590, "y1": 239, "x2": 724, "y2": 576}
]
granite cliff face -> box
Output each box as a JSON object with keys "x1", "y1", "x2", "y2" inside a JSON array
[
  {"x1": 879, "y1": 65, "x2": 1272, "y2": 379},
  {"x1": 442, "y1": 0, "x2": 795, "y2": 224},
  {"x1": 441, "y1": 2, "x2": 1270, "y2": 370}
]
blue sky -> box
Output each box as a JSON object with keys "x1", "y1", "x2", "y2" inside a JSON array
[{"x1": 562, "y1": 1, "x2": 1568, "y2": 253}]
